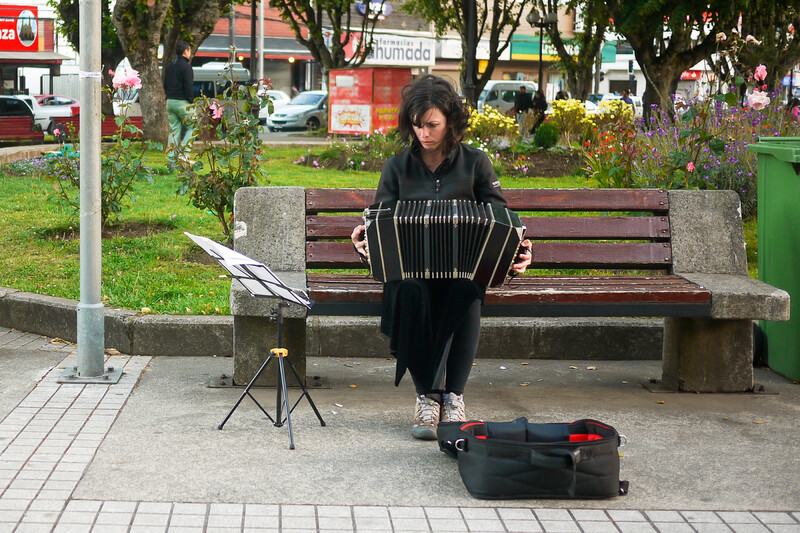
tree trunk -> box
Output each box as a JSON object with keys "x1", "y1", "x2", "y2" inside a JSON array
[{"x1": 112, "y1": 0, "x2": 170, "y2": 144}]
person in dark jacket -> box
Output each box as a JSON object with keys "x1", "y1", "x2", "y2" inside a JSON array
[
  {"x1": 531, "y1": 88, "x2": 548, "y2": 133},
  {"x1": 163, "y1": 40, "x2": 195, "y2": 155},
  {"x1": 514, "y1": 85, "x2": 533, "y2": 132},
  {"x1": 351, "y1": 75, "x2": 532, "y2": 440}
]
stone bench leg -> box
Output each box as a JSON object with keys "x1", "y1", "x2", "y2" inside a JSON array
[
  {"x1": 233, "y1": 315, "x2": 307, "y2": 387},
  {"x1": 662, "y1": 317, "x2": 754, "y2": 392}
]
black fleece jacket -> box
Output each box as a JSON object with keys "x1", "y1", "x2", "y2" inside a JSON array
[{"x1": 375, "y1": 142, "x2": 507, "y2": 206}]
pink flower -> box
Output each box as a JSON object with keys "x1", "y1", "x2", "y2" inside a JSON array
[
  {"x1": 745, "y1": 35, "x2": 762, "y2": 45},
  {"x1": 686, "y1": 162, "x2": 695, "y2": 172},
  {"x1": 53, "y1": 128, "x2": 60, "y2": 136},
  {"x1": 754, "y1": 64, "x2": 767, "y2": 82},
  {"x1": 112, "y1": 67, "x2": 142, "y2": 90},
  {"x1": 747, "y1": 90, "x2": 771, "y2": 110},
  {"x1": 209, "y1": 102, "x2": 224, "y2": 119},
  {"x1": 716, "y1": 32, "x2": 727, "y2": 42}
]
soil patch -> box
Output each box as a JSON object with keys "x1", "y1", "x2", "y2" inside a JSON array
[
  {"x1": 41, "y1": 221, "x2": 175, "y2": 241},
  {"x1": 520, "y1": 150, "x2": 586, "y2": 178}
]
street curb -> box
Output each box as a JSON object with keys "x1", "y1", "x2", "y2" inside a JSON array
[{"x1": 0, "y1": 287, "x2": 662, "y2": 359}]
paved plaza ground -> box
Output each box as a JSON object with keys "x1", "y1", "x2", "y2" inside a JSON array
[{"x1": 1, "y1": 326, "x2": 799, "y2": 532}]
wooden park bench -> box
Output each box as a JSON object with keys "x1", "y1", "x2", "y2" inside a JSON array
[
  {"x1": 0, "y1": 116, "x2": 44, "y2": 144},
  {"x1": 52, "y1": 116, "x2": 143, "y2": 138},
  {"x1": 230, "y1": 187, "x2": 790, "y2": 393}
]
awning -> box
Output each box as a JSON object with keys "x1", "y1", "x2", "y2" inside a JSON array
[
  {"x1": 0, "y1": 51, "x2": 71, "y2": 64},
  {"x1": 196, "y1": 35, "x2": 314, "y2": 60}
]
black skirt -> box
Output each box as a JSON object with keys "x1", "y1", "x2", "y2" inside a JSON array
[{"x1": 380, "y1": 278, "x2": 486, "y2": 390}]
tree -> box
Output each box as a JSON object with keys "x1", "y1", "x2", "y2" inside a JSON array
[
  {"x1": 737, "y1": 2, "x2": 800, "y2": 94},
  {"x1": 268, "y1": 0, "x2": 386, "y2": 72},
  {"x1": 111, "y1": 0, "x2": 236, "y2": 144},
  {"x1": 606, "y1": 0, "x2": 742, "y2": 119},
  {"x1": 402, "y1": 0, "x2": 534, "y2": 105},
  {"x1": 536, "y1": 0, "x2": 608, "y2": 101},
  {"x1": 48, "y1": 0, "x2": 126, "y2": 116}
]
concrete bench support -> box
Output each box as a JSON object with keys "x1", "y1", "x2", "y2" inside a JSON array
[
  {"x1": 664, "y1": 190, "x2": 789, "y2": 392},
  {"x1": 231, "y1": 187, "x2": 309, "y2": 386}
]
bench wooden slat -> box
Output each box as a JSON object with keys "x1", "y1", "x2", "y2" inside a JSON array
[
  {"x1": 307, "y1": 188, "x2": 374, "y2": 212},
  {"x1": 306, "y1": 188, "x2": 670, "y2": 213},
  {"x1": 503, "y1": 188, "x2": 669, "y2": 212},
  {"x1": 307, "y1": 241, "x2": 672, "y2": 270},
  {"x1": 307, "y1": 215, "x2": 671, "y2": 240},
  {"x1": 307, "y1": 273, "x2": 711, "y2": 317}
]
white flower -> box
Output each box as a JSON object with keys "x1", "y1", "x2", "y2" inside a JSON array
[{"x1": 747, "y1": 90, "x2": 771, "y2": 110}]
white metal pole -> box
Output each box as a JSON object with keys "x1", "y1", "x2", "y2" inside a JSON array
[
  {"x1": 257, "y1": 0, "x2": 264, "y2": 82},
  {"x1": 77, "y1": 0, "x2": 104, "y2": 377}
]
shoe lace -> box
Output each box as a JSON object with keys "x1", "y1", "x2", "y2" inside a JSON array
[
  {"x1": 415, "y1": 396, "x2": 439, "y2": 426},
  {"x1": 444, "y1": 393, "x2": 465, "y2": 422}
]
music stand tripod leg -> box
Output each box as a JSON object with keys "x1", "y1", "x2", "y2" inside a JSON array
[
  {"x1": 284, "y1": 356, "x2": 326, "y2": 427},
  {"x1": 218, "y1": 351, "x2": 277, "y2": 430},
  {"x1": 273, "y1": 349, "x2": 295, "y2": 449}
]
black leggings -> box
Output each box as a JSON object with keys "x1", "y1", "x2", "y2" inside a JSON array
[
  {"x1": 384, "y1": 278, "x2": 483, "y2": 396},
  {"x1": 410, "y1": 297, "x2": 481, "y2": 395}
]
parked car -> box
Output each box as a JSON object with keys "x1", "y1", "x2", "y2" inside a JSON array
[
  {"x1": 267, "y1": 90, "x2": 328, "y2": 131},
  {"x1": 477, "y1": 80, "x2": 538, "y2": 114},
  {"x1": 0, "y1": 95, "x2": 37, "y2": 122},
  {"x1": 600, "y1": 93, "x2": 643, "y2": 118},
  {"x1": 36, "y1": 94, "x2": 80, "y2": 117},
  {"x1": 14, "y1": 94, "x2": 76, "y2": 133},
  {"x1": 258, "y1": 89, "x2": 290, "y2": 125}
]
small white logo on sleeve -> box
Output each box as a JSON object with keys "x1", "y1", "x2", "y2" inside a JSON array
[{"x1": 492, "y1": 180, "x2": 501, "y2": 188}]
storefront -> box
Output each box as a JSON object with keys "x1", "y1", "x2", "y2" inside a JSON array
[{"x1": 0, "y1": 5, "x2": 67, "y2": 94}]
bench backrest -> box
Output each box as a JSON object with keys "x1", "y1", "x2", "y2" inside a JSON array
[
  {"x1": 305, "y1": 188, "x2": 673, "y2": 272},
  {"x1": 53, "y1": 116, "x2": 144, "y2": 138},
  {"x1": 0, "y1": 116, "x2": 44, "y2": 142}
]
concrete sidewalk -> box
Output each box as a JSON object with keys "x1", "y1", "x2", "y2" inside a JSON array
[{"x1": 1, "y1": 327, "x2": 799, "y2": 532}]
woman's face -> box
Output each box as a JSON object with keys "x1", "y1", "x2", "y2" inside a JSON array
[{"x1": 412, "y1": 107, "x2": 447, "y2": 153}]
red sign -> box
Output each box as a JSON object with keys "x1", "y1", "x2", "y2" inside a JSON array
[
  {"x1": 0, "y1": 5, "x2": 39, "y2": 52},
  {"x1": 328, "y1": 67, "x2": 411, "y2": 134}
]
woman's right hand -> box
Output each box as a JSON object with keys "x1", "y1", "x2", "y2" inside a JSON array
[{"x1": 351, "y1": 224, "x2": 367, "y2": 258}]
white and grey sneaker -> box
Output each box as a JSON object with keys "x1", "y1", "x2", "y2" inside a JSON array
[
  {"x1": 441, "y1": 392, "x2": 466, "y2": 423},
  {"x1": 411, "y1": 395, "x2": 440, "y2": 440}
]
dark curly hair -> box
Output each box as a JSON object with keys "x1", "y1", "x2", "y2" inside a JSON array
[{"x1": 396, "y1": 75, "x2": 470, "y2": 154}]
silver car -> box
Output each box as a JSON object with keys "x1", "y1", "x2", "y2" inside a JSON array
[{"x1": 267, "y1": 90, "x2": 328, "y2": 131}]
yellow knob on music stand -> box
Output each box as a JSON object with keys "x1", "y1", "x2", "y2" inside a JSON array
[{"x1": 270, "y1": 348, "x2": 289, "y2": 358}]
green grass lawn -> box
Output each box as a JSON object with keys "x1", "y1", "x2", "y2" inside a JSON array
[{"x1": 0, "y1": 145, "x2": 758, "y2": 315}]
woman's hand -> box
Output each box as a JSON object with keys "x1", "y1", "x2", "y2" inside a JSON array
[
  {"x1": 510, "y1": 239, "x2": 532, "y2": 275},
  {"x1": 351, "y1": 224, "x2": 367, "y2": 258}
]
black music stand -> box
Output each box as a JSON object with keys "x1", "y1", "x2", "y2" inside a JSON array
[{"x1": 185, "y1": 232, "x2": 326, "y2": 449}]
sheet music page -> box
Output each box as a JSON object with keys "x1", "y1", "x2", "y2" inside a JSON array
[{"x1": 185, "y1": 232, "x2": 312, "y2": 308}]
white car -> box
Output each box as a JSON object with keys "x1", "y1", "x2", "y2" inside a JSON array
[
  {"x1": 14, "y1": 94, "x2": 74, "y2": 133},
  {"x1": 258, "y1": 89, "x2": 290, "y2": 125},
  {"x1": 267, "y1": 90, "x2": 328, "y2": 131}
]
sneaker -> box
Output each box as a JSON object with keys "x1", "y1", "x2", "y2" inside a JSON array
[
  {"x1": 442, "y1": 393, "x2": 466, "y2": 423},
  {"x1": 411, "y1": 395, "x2": 440, "y2": 440}
]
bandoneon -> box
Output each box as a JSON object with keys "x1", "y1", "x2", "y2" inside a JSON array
[{"x1": 363, "y1": 200, "x2": 526, "y2": 288}]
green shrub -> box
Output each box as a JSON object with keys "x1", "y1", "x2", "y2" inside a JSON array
[{"x1": 535, "y1": 122, "x2": 560, "y2": 149}]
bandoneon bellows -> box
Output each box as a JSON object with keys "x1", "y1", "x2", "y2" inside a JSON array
[{"x1": 363, "y1": 200, "x2": 526, "y2": 288}]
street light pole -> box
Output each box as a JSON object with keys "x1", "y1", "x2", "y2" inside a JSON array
[{"x1": 526, "y1": 10, "x2": 558, "y2": 90}]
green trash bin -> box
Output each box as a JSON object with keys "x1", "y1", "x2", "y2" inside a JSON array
[{"x1": 748, "y1": 137, "x2": 800, "y2": 380}]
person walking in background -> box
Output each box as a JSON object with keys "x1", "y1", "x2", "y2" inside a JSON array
[
  {"x1": 531, "y1": 88, "x2": 548, "y2": 133},
  {"x1": 555, "y1": 90, "x2": 569, "y2": 100},
  {"x1": 785, "y1": 97, "x2": 800, "y2": 121},
  {"x1": 164, "y1": 40, "x2": 195, "y2": 160},
  {"x1": 514, "y1": 85, "x2": 533, "y2": 134},
  {"x1": 621, "y1": 89, "x2": 634, "y2": 106}
]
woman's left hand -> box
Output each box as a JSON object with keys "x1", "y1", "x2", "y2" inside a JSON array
[{"x1": 511, "y1": 239, "x2": 532, "y2": 275}]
